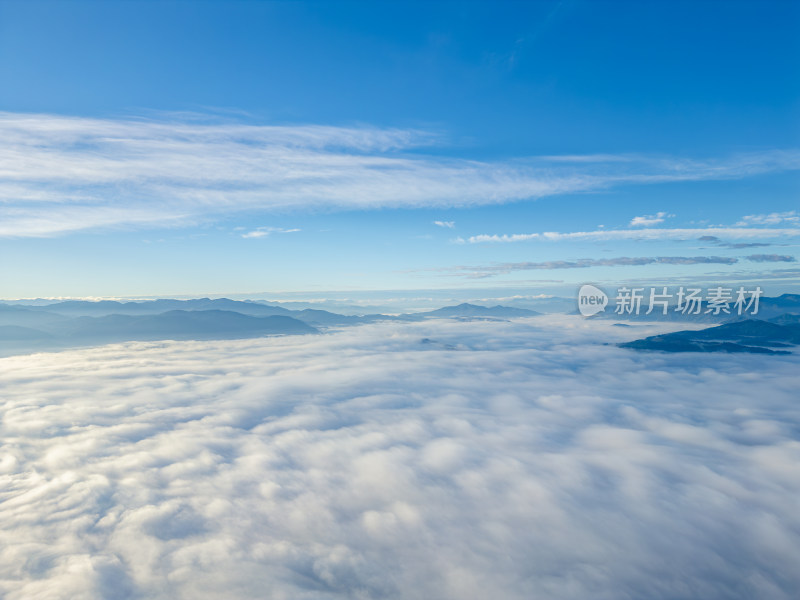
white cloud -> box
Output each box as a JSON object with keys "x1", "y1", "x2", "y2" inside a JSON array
[
  {"x1": 434, "y1": 221, "x2": 456, "y2": 229},
  {"x1": 630, "y1": 211, "x2": 672, "y2": 227},
  {"x1": 1, "y1": 112, "x2": 799, "y2": 237},
  {"x1": 736, "y1": 211, "x2": 800, "y2": 226},
  {"x1": 0, "y1": 317, "x2": 798, "y2": 599},
  {"x1": 240, "y1": 227, "x2": 301, "y2": 239},
  {"x1": 463, "y1": 227, "x2": 800, "y2": 244}
]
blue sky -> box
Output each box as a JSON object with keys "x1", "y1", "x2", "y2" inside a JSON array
[{"x1": 0, "y1": 0, "x2": 798, "y2": 300}]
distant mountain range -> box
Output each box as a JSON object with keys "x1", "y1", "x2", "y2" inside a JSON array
[
  {"x1": 6, "y1": 297, "x2": 295, "y2": 317},
  {"x1": 620, "y1": 316, "x2": 800, "y2": 355},
  {"x1": 0, "y1": 300, "x2": 541, "y2": 356},
  {"x1": 3, "y1": 295, "x2": 797, "y2": 357},
  {"x1": 0, "y1": 309, "x2": 316, "y2": 356},
  {"x1": 56, "y1": 310, "x2": 317, "y2": 340}
]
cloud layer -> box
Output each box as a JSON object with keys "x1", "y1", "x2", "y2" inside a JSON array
[
  {"x1": 1, "y1": 112, "x2": 799, "y2": 236},
  {"x1": 445, "y1": 255, "x2": 742, "y2": 278},
  {"x1": 463, "y1": 227, "x2": 800, "y2": 244},
  {"x1": 1, "y1": 317, "x2": 799, "y2": 599},
  {"x1": 439, "y1": 254, "x2": 796, "y2": 279},
  {"x1": 746, "y1": 254, "x2": 796, "y2": 263},
  {"x1": 736, "y1": 211, "x2": 799, "y2": 226}
]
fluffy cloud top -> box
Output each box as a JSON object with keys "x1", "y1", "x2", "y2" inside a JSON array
[{"x1": 1, "y1": 317, "x2": 799, "y2": 599}]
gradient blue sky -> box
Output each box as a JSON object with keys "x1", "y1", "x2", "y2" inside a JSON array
[{"x1": 0, "y1": 0, "x2": 798, "y2": 300}]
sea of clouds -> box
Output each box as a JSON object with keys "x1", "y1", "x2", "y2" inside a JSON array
[{"x1": 1, "y1": 316, "x2": 798, "y2": 599}]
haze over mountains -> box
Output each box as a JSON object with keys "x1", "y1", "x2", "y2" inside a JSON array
[
  {"x1": 0, "y1": 299, "x2": 541, "y2": 356},
  {"x1": 2, "y1": 295, "x2": 800, "y2": 357}
]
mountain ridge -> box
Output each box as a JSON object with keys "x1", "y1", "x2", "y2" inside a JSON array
[{"x1": 620, "y1": 317, "x2": 800, "y2": 355}]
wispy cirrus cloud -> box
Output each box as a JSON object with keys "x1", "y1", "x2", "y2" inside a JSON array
[
  {"x1": 462, "y1": 227, "x2": 800, "y2": 244},
  {"x1": 443, "y1": 255, "x2": 741, "y2": 278},
  {"x1": 240, "y1": 226, "x2": 301, "y2": 239},
  {"x1": 434, "y1": 220, "x2": 456, "y2": 229},
  {"x1": 1, "y1": 112, "x2": 799, "y2": 237},
  {"x1": 697, "y1": 235, "x2": 780, "y2": 249},
  {"x1": 746, "y1": 253, "x2": 796, "y2": 263},
  {"x1": 736, "y1": 211, "x2": 799, "y2": 226}
]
